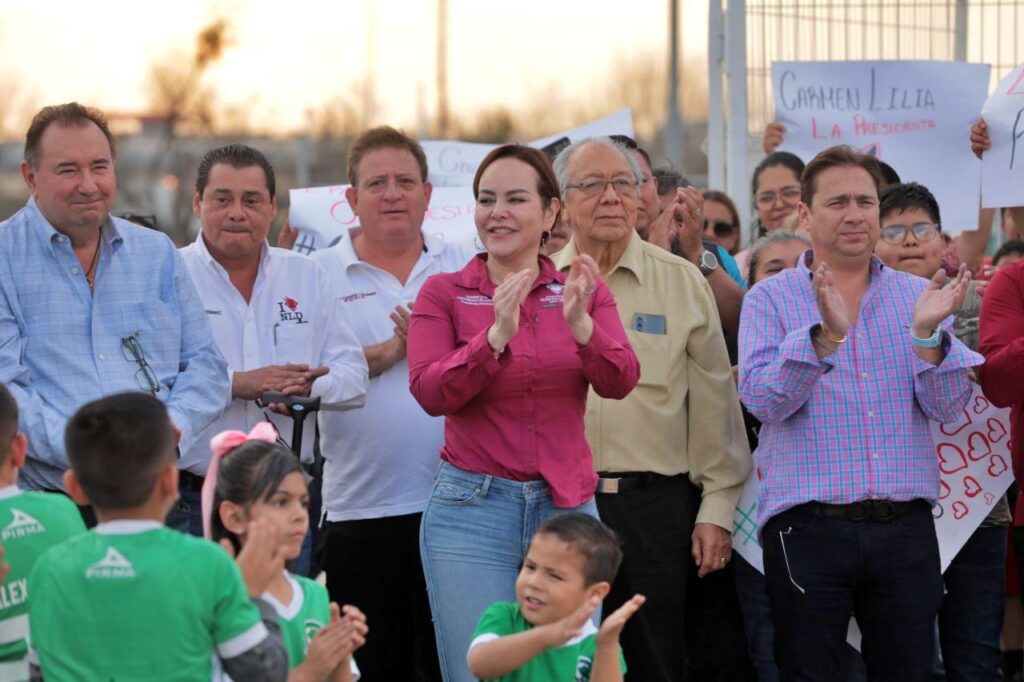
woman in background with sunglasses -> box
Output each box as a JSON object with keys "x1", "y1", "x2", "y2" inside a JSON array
[{"x1": 701, "y1": 190, "x2": 742, "y2": 256}]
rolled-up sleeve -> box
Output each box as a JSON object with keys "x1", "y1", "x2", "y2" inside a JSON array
[
  {"x1": 687, "y1": 279, "x2": 751, "y2": 529},
  {"x1": 912, "y1": 325, "x2": 984, "y2": 423},
  {"x1": 577, "y1": 282, "x2": 639, "y2": 400}
]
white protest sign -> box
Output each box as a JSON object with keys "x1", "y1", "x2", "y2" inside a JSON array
[
  {"x1": 421, "y1": 140, "x2": 497, "y2": 187},
  {"x1": 286, "y1": 185, "x2": 481, "y2": 255},
  {"x1": 981, "y1": 63, "x2": 1024, "y2": 208},
  {"x1": 530, "y1": 108, "x2": 636, "y2": 150},
  {"x1": 772, "y1": 60, "x2": 990, "y2": 234},
  {"x1": 732, "y1": 385, "x2": 1013, "y2": 573}
]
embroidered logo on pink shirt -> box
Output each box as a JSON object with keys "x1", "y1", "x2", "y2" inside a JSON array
[{"x1": 456, "y1": 294, "x2": 493, "y2": 306}]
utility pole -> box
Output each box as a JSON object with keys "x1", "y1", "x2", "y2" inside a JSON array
[
  {"x1": 436, "y1": 0, "x2": 450, "y2": 138},
  {"x1": 664, "y1": 0, "x2": 684, "y2": 169}
]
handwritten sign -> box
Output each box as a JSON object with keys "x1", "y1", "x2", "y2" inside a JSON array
[
  {"x1": 286, "y1": 185, "x2": 481, "y2": 255},
  {"x1": 981, "y1": 62, "x2": 1024, "y2": 208},
  {"x1": 733, "y1": 385, "x2": 1013, "y2": 574},
  {"x1": 772, "y1": 60, "x2": 991, "y2": 234},
  {"x1": 530, "y1": 108, "x2": 636, "y2": 150},
  {"x1": 421, "y1": 140, "x2": 497, "y2": 187}
]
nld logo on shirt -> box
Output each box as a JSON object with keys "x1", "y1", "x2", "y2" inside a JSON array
[
  {"x1": 1, "y1": 509, "x2": 45, "y2": 540},
  {"x1": 86, "y1": 548, "x2": 135, "y2": 579},
  {"x1": 278, "y1": 296, "x2": 308, "y2": 324}
]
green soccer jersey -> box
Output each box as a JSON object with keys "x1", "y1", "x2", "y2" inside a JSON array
[
  {"x1": 28, "y1": 520, "x2": 266, "y2": 681},
  {"x1": 0, "y1": 486, "x2": 85, "y2": 682},
  {"x1": 261, "y1": 572, "x2": 359, "y2": 678},
  {"x1": 469, "y1": 602, "x2": 626, "y2": 682}
]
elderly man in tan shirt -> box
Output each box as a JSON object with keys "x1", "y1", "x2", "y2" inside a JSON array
[{"x1": 551, "y1": 137, "x2": 751, "y2": 682}]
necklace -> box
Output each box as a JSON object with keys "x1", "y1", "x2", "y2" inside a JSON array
[{"x1": 84, "y1": 229, "x2": 101, "y2": 290}]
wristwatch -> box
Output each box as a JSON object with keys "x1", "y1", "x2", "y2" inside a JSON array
[
  {"x1": 697, "y1": 248, "x2": 719, "y2": 277},
  {"x1": 910, "y1": 326, "x2": 943, "y2": 349}
]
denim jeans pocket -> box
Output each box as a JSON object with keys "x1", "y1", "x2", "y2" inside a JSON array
[{"x1": 431, "y1": 477, "x2": 483, "y2": 506}]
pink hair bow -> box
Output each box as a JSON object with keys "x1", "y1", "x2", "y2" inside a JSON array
[{"x1": 200, "y1": 422, "x2": 278, "y2": 539}]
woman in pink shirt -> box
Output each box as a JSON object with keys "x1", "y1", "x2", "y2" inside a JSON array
[{"x1": 407, "y1": 144, "x2": 640, "y2": 682}]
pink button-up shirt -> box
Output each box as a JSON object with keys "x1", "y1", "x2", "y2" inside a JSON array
[{"x1": 408, "y1": 254, "x2": 640, "y2": 507}]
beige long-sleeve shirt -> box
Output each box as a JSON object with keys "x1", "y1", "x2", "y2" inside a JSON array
[{"x1": 554, "y1": 232, "x2": 751, "y2": 529}]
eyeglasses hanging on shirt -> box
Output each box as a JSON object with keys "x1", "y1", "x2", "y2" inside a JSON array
[{"x1": 121, "y1": 333, "x2": 160, "y2": 395}]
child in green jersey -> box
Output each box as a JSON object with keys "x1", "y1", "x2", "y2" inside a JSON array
[
  {"x1": 27, "y1": 392, "x2": 290, "y2": 681},
  {"x1": 0, "y1": 382, "x2": 86, "y2": 682},
  {"x1": 205, "y1": 428, "x2": 367, "y2": 682},
  {"x1": 468, "y1": 513, "x2": 646, "y2": 682}
]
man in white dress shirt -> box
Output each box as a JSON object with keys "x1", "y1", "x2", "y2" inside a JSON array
[
  {"x1": 178, "y1": 144, "x2": 368, "y2": 540},
  {"x1": 311, "y1": 126, "x2": 475, "y2": 681}
]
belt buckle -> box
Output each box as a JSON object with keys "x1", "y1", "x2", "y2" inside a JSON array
[
  {"x1": 847, "y1": 503, "x2": 867, "y2": 522},
  {"x1": 598, "y1": 478, "x2": 620, "y2": 494},
  {"x1": 874, "y1": 501, "x2": 895, "y2": 521}
]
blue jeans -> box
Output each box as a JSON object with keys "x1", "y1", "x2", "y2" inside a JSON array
[
  {"x1": 939, "y1": 525, "x2": 1007, "y2": 682},
  {"x1": 419, "y1": 461, "x2": 599, "y2": 682}
]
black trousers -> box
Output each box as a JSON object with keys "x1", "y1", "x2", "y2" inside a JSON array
[
  {"x1": 596, "y1": 474, "x2": 698, "y2": 682},
  {"x1": 763, "y1": 502, "x2": 943, "y2": 682},
  {"x1": 322, "y1": 512, "x2": 441, "y2": 682}
]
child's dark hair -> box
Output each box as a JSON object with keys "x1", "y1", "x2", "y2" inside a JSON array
[
  {"x1": 879, "y1": 182, "x2": 941, "y2": 227},
  {"x1": 993, "y1": 239, "x2": 1024, "y2": 268},
  {"x1": 210, "y1": 440, "x2": 303, "y2": 555},
  {"x1": 536, "y1": 512, "x2": 622, "y2": 586},
  {"x1": 0, "y1": 383, "x2": 18, "y2": 455},
  {"x1": 64, "y1": 392, "x2": 175, "y2": 510}
]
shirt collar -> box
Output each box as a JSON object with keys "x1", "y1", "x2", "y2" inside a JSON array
[
  {"x1": 193, "y1": 232, "x2": 272, "y2": 275},
  {"x1": 93, "y1": 519, "x2": 163, "y2": 535},
  {"x1": 27, "y1": 197, "x2": 124, "y2": 256},
  {"x1": 453, "y1": 252, "x2": 558, "y2": 295},
  {"x1": 555, "y1": 231, "x2": 645, "y2": 285},
  {"x1": 797, "y1": 249, "x2": 887, "y2": 280},
  {"x1": 0, "y1": 485, "x2": 21, "y2": 502},
  {"x1": 260, "y1": 571, "x2": 304, "y2": 620}
]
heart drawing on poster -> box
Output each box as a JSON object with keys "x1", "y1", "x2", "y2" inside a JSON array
[
  {"x1": 987, "y1": 418, "x2": 1007, "y2": 443},
  {"x1": 962, "y1": 476, "x2": 982, "y2": 498},
  {"x1": 967, "y1": 432, "x2": 992, "y2": 461},
  {"x1": 937, "y1": 443, "x2": 968, "y2": 474},
  {"x1": 952, "y1": 501, "x2": 969, "y2": 520},
  {"x1": 988, "y1": 455, "x2": 1009, "y2": 478},
  {"x1": 939, "y1": 479, "x2": 951, "y2": 500},
  {"x1": 973, "y1": 395, "x2": 991, "y2": 414}
]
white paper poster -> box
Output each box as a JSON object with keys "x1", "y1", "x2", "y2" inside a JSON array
[
  {"x1": 732, "y1": 385, "x2": 1014, "y2": 574},
  {"x1": 421, "y1": 140, "x2": 497, "y2": 188},
  {"x1": 530, "y1": 108, "x2": 636, "y2": 150},
  {"x1": 981, "y1": 62, "x2": 1024, "y2": 208},
  {"x1": 772, "y1": 60, "x2": 990, "y2": 234},
  {"x1": 286, "y1": 185, "x2": 481, "y2": 255}
]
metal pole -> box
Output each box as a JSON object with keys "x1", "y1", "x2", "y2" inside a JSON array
[
  {"x1": 725, "y1": 0, "x2": 751, "y2": 233},
  {"x1": 665, "y1": 0, "x2": 684, "y2": 169},
  {"x1": 953, "y1": 0, "x2": 968, "y2": 61},
  {"x1": 437, "y1": 0, "x2": 449, "y2": 137},
  {"x1": 707, "y1": 0, "x2": 726, "y2": 190}
]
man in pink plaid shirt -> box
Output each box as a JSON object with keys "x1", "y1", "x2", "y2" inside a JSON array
[{"x1": 738, "y1": 145, "x2": 983, "y2": 682}]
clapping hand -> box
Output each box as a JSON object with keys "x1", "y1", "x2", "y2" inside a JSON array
[
  {"x1": 912, "y1": 264, "x2": 970, "y2": 338},
  {"x1": 812, "y1": 262, "x2": 850, "y2": 339},
  {"x1": 563, "y1": 255, "x2": 599, "y2": 344},
  {"x1": 596, "y1": 594, "x2": 645, "y2": 647},
  {"x1": 539, "y1": 595, "x2": 601, "y2": 648},
  {"x1": 487, "y1": 269, "x2": 532, "y2": 354}
]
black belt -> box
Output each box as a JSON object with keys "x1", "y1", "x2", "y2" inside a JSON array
[
  {"x1": 801, "y1": 499, "x2": 928, "y2": 522},
  {"x1": 178, "y1": 470, "x2": 205, "y2": 492},
  {"x1": 595, "y1": 472, "x2": 684, "y2": 495}
]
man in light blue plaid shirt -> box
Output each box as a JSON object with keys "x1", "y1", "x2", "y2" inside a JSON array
[
  {"x1": 738, "y1": 145, "x2": 983, "y2": 681},
  {"x1": 0, "y1": 103, "x2": 228, "y2": 519}
]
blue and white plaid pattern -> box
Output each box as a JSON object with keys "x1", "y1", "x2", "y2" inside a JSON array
[
  {"x1": 0, "y1": 200, "x2": 229, "y2": 490},
  {"x1": 738, "y1": 252, "x2": 984, "y2": 530}
]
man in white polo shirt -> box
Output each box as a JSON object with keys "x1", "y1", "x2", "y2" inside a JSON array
[
  {"x1": 312, "y1": 126, "x2": 474, "y2": 681},
  {"x1": 178, "y1": 144, "x2": 369, "y2": 539}
]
